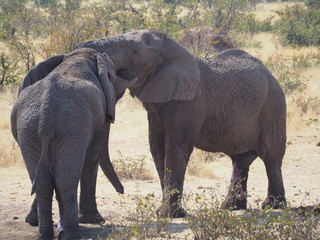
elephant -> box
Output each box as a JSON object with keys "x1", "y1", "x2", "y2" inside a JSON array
[
  {"x1": 77, "y1": 29, "x2": 287, "y2": 217},
  {"x1": 11, "y1": 48, "x2": 134, "y2": 239},
  {"x1": 20, "y1": 50, "x2": 133, "y2": 228}
]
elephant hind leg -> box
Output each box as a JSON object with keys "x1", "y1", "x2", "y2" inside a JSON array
[
  {"x1": 25, "y1": 198, "x2": 38, "y2": 226},
  {"x1": 222, "y1": 150, "x2": 257, "y2": 210},
  {"x1": 259, "y1": 131, "x2": 286, "y2": 209},
  {"x1": 79, "y1": 158, "x2": 104, "y2": 224},
  {"x1": 19, "y1": 144, "x2": 41, "y2": 226},
  {"x1": 54, "y1": 146, "x2": 87, "y2": 240},
  {"x1": 261, "y1": 153, "x2": 286, "y2": 209},
  {"x1": 35, "y1": 165, "x2": 55, "y2": 239}
]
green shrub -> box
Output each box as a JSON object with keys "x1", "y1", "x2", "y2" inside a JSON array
[
  {"x1": 264, "y1": 53, "x2": 310, "y2": 95},
  {"x1": 112, "y1": 151, "x2": 152, "y2": 180},
  {"x1": 186, "y1": 193, "x2": 320, "y2": 240},
  {"x1": 233, "y1": 13, "x2": 273, "y2": 39},
  {"x1": 0, "y1": 52, "x2": 22, "y2": 89},
  {"x1": 274, "y1": 4, "x2": 320, "y2": 46},
  {"x1": 106, "y1": 191, "x2": 319, "y2": 239},
  {"x1": 305, "y1": 0, "x2": 320, "y2": 9},
  {"x1": 108, "y1": 194, "x2": 172, "y2": 240}
]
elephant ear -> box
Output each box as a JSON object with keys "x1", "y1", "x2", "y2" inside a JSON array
[
  {"x1": 135, "y1": 34, "x2": 201, "y2": 103},
  {"x1": 95, "y1": 54, "x2": 116, "y2": 123},
  {"x1": 18, "y1": 54, "x2": 65, "y2": 95}
]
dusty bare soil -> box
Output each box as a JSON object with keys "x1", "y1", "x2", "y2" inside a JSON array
[{"x1": 0, "y1": 110, "x2": 319, "y2": 239}]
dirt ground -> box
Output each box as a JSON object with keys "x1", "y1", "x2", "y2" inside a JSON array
[{"x1": 0, "y1": 101, "x2": 319, "y2": 239}]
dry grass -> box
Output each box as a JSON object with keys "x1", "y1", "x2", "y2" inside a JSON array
[
  {"x1": 0, "y1": 88, "x2": 17, "y2": 130},
  {"x1": 111, "y1": 151, "x2": 156, "y2": 181},
  {"x1": 111, "y1": 91, "x2": 148, "y2": 139},
  {"x1": 0, "y1": 87, "x2": 22, "y2": 167},
  {"x1": 0, "y1": 130, "x2": 22, "y2": 167},
  {"x1": 254, "y1": 2, "x2": 299, "y2": 21},
  {"x1": 187, "y1": 149, "x2": 221, "y2": 179}
]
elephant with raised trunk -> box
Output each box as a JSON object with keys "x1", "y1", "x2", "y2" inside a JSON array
[
  {"x1": 11, "y1": 48, "x2": 134, "y2": 239},
  {"x1": 77, "y1": 30, "x2": 287, "y2": 217}
]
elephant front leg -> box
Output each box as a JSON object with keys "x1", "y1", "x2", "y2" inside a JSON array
[
  {"x1": 156, "y1": 146, "x2": 189, "y2": 218},
  {"x1": 149, "y1": 126, "x2": 165, "y2": 188},
  {"x1": 149, "y1": 126, "x2": 179, "y2": 217}
]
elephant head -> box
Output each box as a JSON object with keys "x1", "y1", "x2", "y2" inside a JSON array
[{"x1": 77, "y1": 29, "x2": 201, "y2": 103}]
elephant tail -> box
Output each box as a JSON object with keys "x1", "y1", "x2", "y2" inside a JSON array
[{"x1": 31, "y1": 132, "x2": 54, "y2": 195}]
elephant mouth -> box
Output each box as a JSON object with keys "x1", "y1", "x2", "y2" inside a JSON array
[{"x1": 116, "y1": 68, "x2": 131, "y2": 80}]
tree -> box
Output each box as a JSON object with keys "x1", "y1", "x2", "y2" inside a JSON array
[
  {"x1": 0, "y1": 0, "x2": 38, "y2": 75},
  {"x1": 0, "y1": 52, "x2": 22, "y2": 89},
  {"x1": 305, "y1": 0, "x2": 320, "y2": 9},
  {"x1": 275, "y1": 4, "x2": 320, "y2": 46},
  {"x1": 34, "y1": 0, "x2": 58, "y2": 7}
]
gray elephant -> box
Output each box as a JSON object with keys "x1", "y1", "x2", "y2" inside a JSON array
[
  {"x1": 77, "y1": 29, "x2": 287, "y2": 217},
  {"x1": 11, "y1": 48, "x2": 133, "y2": 239},
  {"x1": 20, "y1": 51, "x2": 132, "y2": 227}
]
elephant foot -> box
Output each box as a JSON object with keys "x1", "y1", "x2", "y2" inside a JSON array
[
  {"x1": 57, "y1": 221, "x2": 64, "y2": 239},
  {"x1": 78, "y1": 212, "x2": 104, "y2": 224},
  {"x1": 25, "y1": 210, "x2": 39, "y2": 226},
  {"x1": 222, "y1": 183, "x2": 247, "y2": 210},
  {"x1": 262, "y1": 195, "x2": 286, "y2": 209},
  {"x1": 36, "y1": 232, "x2": 54, "y2": 240},
  {"x1": 222, "y1": 195, "x2": 247, "y2": 210},
  {"x1": 58, "y1": 230, "x2": 81, "y2": 240},
  {"x1": 156, "y1": 203, "x2": 187, "y2": 218}
]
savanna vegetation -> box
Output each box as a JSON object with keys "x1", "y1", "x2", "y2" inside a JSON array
[
  {"x1": 0, "y1": 0, "x2": 319, "y2": 239},
  {"x1": 0, "y1": 0, "x2": 320, "y2": 89}
]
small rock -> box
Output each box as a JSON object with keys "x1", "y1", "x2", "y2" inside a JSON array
[{"x1": 13, "y1": 216, "x2": 18, "y2": 220}]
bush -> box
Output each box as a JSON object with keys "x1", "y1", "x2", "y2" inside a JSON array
[
  {"x1": 106, "y1": 191, "x2": 319, "y2": 239},
  {"x1": 274, "y1": 4, "x2": 320, "y2": 46},
  {"x1": 186, "y1": 193, "x2": 320, "y2": 240},
  {"x1": 0, "y1": 52, "x2": 22, "y2": 89},
  {"x1": 264, "y1": 53, "x2": 309, "y2": 95},
  {"x1": 232, "y1": 13, "x2": 274, "y2": 40},
  {"x1": 108, "y1": 194, "x2": 172, "y2": 240},
  {"x1": 112, "y1": 151, "x2": 153, "y2": 181},
  {"x1": 305, "y1": 0, "x2": 320, "y2": 9}
]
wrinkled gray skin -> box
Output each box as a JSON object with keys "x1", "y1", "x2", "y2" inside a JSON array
[
  {"x1": 22, "y1": 51, "x2": 132, "y2": 228},
  {"x1": 11, "y1": 48, "x2": 133, "y2": 239},
  {"x1": 78, "y1": 30, "x2": 287, "y2": 217}
]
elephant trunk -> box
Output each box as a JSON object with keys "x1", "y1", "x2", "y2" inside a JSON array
[
  {"x1": 100, "y1": 158, "x2": 124, "y2": 194},
  {"x1": 99, "y1": 125, "x2": 124, "y2": 194},
  {"x1": 113, "y1": 76, "x2": 138, "y2": 98}
]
